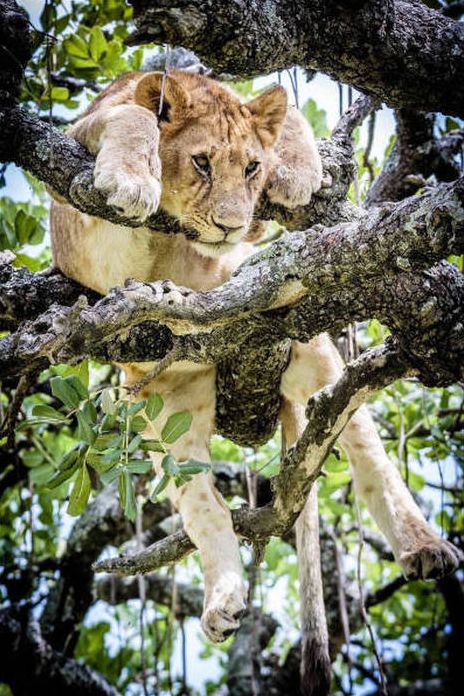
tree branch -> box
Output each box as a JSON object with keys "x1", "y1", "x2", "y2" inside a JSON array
[
  {"x1": 128, "y1": 0, "x2": 464, "y2": 118},
  {"x1": 1, "y1": 177, "x2": 462, "y2": 387},
  {"x1": 366, "y1": 110, "x2": 463, "y2": 206},
  {"x1": 0, "y1": 605, "x2": 121, "y2": 696}
]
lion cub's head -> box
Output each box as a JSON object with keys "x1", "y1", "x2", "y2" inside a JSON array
[{"x1": 135, "y1": 70, "x2": 286, "y2": 257}]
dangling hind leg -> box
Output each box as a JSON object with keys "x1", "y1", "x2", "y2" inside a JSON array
[{"x1": 281, "y1": 335, "x2": 462, "y2": 580}]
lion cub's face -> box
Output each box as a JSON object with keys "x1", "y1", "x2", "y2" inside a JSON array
[{"x1": 135, "y1": 71, "x2": 287, "y2": 257}]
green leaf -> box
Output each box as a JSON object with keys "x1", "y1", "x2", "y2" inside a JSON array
[
  {"x1": 177, "y1": 459, "x2": 211, "y2": 475},
  {"x1": 50, "y1": 86, "x2": 70, "y2": 102},
  {"x1": 82, "y1": 400, "x2": 97, "y2": 425},
  {"x1": 77, "y1": 411, "x2": 97, "y2": 445},
  {"x1": 67, "y1": 464, "x2": 91, "y2": 515},
  {"x1": 76, "y1": 360, "x2": 89, "y2": 389},
  {"x1": 93, "y1": 433, "x2": 120, "y2": 451},
  {"x1": 126, "y1": 459, "x2": 153, "y2": 474},
  {"x1": 124, "y1": 471, "x2": 137, "y2": 522},
  {"x1": 174, "y1": 473, "x2": 192, "y2": 487},
  {"x1": 100, "y1": 466, "x2": 122, "y2": 485},
  {"x1": 324, "y1": 471, "x2": 351, "y2": 491},
  {"x1": 151, "y1": 473, "x2": 170, "y2": 500},
  {"x1": 87, "y1": 451, "x2": 117, "y2": 474},
  {"x1": 14, "y1": 210, "x2": 38, "y2": 245},
  {"x1": 128, "y1": 401, "x2": 146, "y2": 416},
  {"x1": 89, "y1": 27, "x2": 107, "y2": 61},
  {"x1": 31, "y1": 404, "x2": 69, "y2": 422},
  {"x1": 130, "y1": 416, "x2": 147, "y2": 433},
  {"x1": 100, "y1": 448, "x2": 122, "y2": 464},
  {"x1": 47, "y1": 450, "x2": 80, "y2": 489},
  {"x1": 21, "y1": 450, "x2": 44, "y2": 468},
  {"x1": 66, "y1": 374, "x2": 89, "y2": 400},
  {"x1": 161, "y1": 454, "x2": 178, "y2": 475},
  {"x1": 127, "y1": 434, "x2": 142, "y2": 454},
  {"x1": 50, "y1": 376, "x2": 81, "y2": 409},
  {"x1": 140, "y1": 439, "x2": 164, "y2": 453},
  {"x1": 30, "y1": 463, "x2": 54, "y2": 486},
  {"x1": 119, "y1": 471, "x2": 137, "y2": 521},
  {"x1": 146, "y1": 393, "x2": 164, "y2": 421},
  {"x1": 101, "y1": 413, "x2": 117, "y2": 431},
  {"x1": 301, "y1": 98, "x2": 330, "y2": 138},
  {"x1": 324, "y1": 456, "x2": 349, "y2": 473},
  {"x1": 63, "y1": 34, "x2": 90, "y2": 59},
  {"x1": 161, "y1": 411, "x2": 192, "y2": 444}
]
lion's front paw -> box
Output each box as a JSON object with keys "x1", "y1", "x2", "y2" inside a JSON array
[
  {"x1": 94, "y1": 158, "x2": 161, "y2": 222},
  {"x1": 399, "y1": 537, "x2": 463, "y2": 580},
  {"x1": 266, "y1": 161, "x2": 323, "y2": 209},
  {"x1": 201, "y1": 572, "x2": 247, "y2": 643}
]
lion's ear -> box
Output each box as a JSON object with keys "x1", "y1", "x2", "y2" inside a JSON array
[
  {"x1": 134, "y1": 72, "x2": 191, "y2": 121},
  {"x1": 247, "y1": 85, "x2": 287, "y2": 147}
]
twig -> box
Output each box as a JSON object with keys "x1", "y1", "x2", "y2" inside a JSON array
[
  {"x1": 1, "y1": 370, "x2": 39, "y2": 448},
  {"x1": 125, "y1": 346, "x2": 182, "y2": 396}
]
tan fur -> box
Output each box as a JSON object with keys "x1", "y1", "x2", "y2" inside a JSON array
[{"x1": 50, "y1": 70, "x2": 459, "y2": 650}]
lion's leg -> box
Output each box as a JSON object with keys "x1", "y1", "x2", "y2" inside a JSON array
[
  {"x1": 280, "y1": 334, "x2": 461, "y2": 579},
  {"x1": 162, "y1": 465, "x2": 246, "y2": 642},
  {"x1": 265, "y1": 105, "x2": 323, "y2": 209},
  {"x1": 68, "y1": 103, "x2": 161, "y2": 221},
  {"x1": 129, "y1": 363, "x2": 246, "y2": 642}
]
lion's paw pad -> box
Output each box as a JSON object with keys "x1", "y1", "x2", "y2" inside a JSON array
[
  {"x1": 201, "y1": 576, "x2": 247, "y2": 643},
  {"x1": 94, "y1": 162, "x2": 161, "y2": 222},
  {"x1": 399, "y1": 538, "x2": 462, "y2": 580}
]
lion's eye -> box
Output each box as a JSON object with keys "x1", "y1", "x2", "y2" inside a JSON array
[
  {"x1": 245, "y1": 160, "x2": 260, "y2": 178},
  {"x1": 192, "y1": 154, "x2": 211, "y2": 177}
]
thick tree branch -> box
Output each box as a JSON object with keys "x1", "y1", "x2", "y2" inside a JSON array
[
  {"x1": 1, "y1": 177, "x2": 461, "y2": 387},
  {"x1": 0, "y1": 103, "x2": 363, "y2": 236},
  {"x1": 128, "y1": 0, "x2": 464, "y2": 118},
  {"x1": 0, "y1": 605, "x2": 121, "y2": 696}
]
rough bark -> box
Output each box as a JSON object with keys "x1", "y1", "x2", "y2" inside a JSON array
[
  {"x1": 128, "y1": 0, "x2": 464, "y2": 118},
  {"x1": 0, "y1": 605, "x2": 121, "y2": 696},
  {"x1": 1, "y1": 177, "x2": 462, "y2": 389}
]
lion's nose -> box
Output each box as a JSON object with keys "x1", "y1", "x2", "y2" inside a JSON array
[{"x1": 212, "y1": 217, "x2": 244, "y2": 235}]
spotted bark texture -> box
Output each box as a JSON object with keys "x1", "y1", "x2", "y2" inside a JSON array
[{"x1": 129, "y1": 0, "x2": 464, "y2": 118}]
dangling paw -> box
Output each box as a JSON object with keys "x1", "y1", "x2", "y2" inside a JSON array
[
  {"x1": 398, "y1": 535, "x2": 463, "y2": 580},
  {"x1": 201, "y1": 571, "x2": 247, "y2": 643}
]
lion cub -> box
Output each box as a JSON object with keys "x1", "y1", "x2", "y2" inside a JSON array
[{"x1": 51, "y1": 70, "x2": 460, "y2": 643}]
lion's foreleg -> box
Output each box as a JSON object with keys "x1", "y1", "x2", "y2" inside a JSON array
[
  {"x1": 135, "y1": 364, "x2": 246, "y2": 642},
  {"x1": 69, "y1": 103, "x2": 162, "y2": 221}
]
